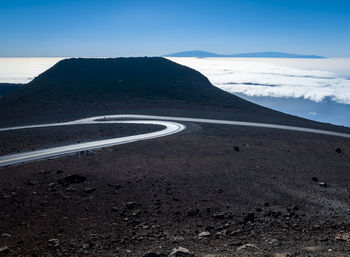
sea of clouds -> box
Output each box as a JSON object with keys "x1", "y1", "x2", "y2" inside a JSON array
[
  {"x1": 0, "y1": 58, "x2": 64, "y2": 84},
  {"x1": 167, "y1": 57, "x2": 350, "y2": 105}
]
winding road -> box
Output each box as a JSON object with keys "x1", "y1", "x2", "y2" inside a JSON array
[{"x1": 1, "y1": 114, "x2": 350, "y2": 167}]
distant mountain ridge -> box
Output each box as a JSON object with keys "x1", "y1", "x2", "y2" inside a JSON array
[{"x1": 164, "y1": 50, "x2": 325, "y2": 58}]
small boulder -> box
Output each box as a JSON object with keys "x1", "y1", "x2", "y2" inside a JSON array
[
  {"x1": 319, "y1": 182, "x2": 327, "y2": 187},
  {"x1": 142, "y1": 252, "x2": 165, "y2": 257},
  {"x1": 237, "y1": 243, "x2": 259, "y2": 252},
  {"x1": 335, "y1": 232, "x2": 350, "y2": 241},
  {"x1": 84, "y1": 187, "x2": 96, "y2": 194},
  {"x1": 212, "y1": 212, "x2": 225, "y2": 219},
  {"x1": 169, "y1": 247, "x2": 194, "y2": 257},
  {"x1": 335, "y1": 148, "x2": 342, "y2": 153},
  {"x1": 58, "y1": 174, "x2": 86, "y2": 185},
  {"x1": 56, "y1": 169, "x2": 64, "y2": 174},
  {"x1": 243, "y1": 211, "x2": 255, "y2": 223},
  {"x1": 125, "y1": 201, "x2": 137, "y2": 209},
  {"x1": 48, "y1": 238, "x2": 60, "y2": 248},
  {"x1": 233, "y1": 146, "x2": 240, "y2": 152},
  {"x1": 187, "y1": 209, "x2": 199, "y2": 217},
  {"x1": 27, "y1": 180, "x2": 37, "y2": 186},
  {"x1": 198, "y1": 231, "x2": 211, "y2": 238},
  {"x1": 0, "y1": 246, "x2": 9, "y2": 256}
]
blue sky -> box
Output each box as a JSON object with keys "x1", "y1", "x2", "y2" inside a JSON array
[{"x1": 0, "y1": 0, "x2": 349, "y2": 57}]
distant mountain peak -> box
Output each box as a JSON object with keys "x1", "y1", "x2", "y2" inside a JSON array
[{"x1": 164, "y1": 50, "x2": 325, "y2": 58}]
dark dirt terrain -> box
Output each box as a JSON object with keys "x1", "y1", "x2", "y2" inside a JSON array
[
  {"x1": 0, "y1": 123, "x2": 161, "y2": 155},
  {"x1": 1, "y1": 57, "x2": 350, "y2": 256},
  {"x1": 1, "y1": 121, "x2": 350, "y2": 256}
]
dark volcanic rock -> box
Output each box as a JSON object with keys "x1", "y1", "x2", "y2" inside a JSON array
[
  {"x1": 56, "y1": 169, "x2": 64, "y2": 174},
  {"x1": 0, "y1": 246, "x2": 9, "y2": 256},
  {"x1": 187, "y1": 208, "x2": 199, "y2": 217},
  {"x1": 335, "y1": 148, "x2": 343, "y2": 153},
  {"x1": 169, "y1": 247, "x2": 194, "y2": 257},
  {"x1": 58, "y1": 174, "x2": 86, "y2": 185},
  {"x1": 142, "y1": 252, "x2": 166, "y2": 257},
  {"x1": 125, "y1": 201, "x2": 137, "y2": 209},
  {"x1": 319, "y1": 182, "x2": 328, "y2": 187},
  {"x1": 84, "y1": 187, "x2": 96, "y2": 194},
  {"x1": 244, "y1": 211, "x2": 255, "y2": 223},
  {"x1": 212, "y1": 212, "x2": 225, "y2": 219},
  {"x1": 312, "y1": 176, "x2": 318, "y2": 182}
]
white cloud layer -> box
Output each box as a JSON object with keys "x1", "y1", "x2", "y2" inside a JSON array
[
  {"x1": 167, "y1": 57, "x2": 350, "y2": 105},
  {"x1": 0, "y1": 58, "x2": 64, "y2": 84}
]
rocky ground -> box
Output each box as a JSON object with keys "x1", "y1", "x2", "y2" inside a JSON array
[{"x1": 1, "y1": 121, "x2": 350, "y2": 256}]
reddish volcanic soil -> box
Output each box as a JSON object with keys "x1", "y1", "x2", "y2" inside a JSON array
[{"x1": 1, "y1": 119, "x2": 350, "y2": 256}]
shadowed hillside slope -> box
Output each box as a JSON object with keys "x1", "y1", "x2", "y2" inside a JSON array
[{"x1": 0, "y1": 83, "x2": 23, "y2": 98}]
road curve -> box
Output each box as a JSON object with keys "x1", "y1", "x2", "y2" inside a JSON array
[{"x1": 1, "y1": 114, "x2": 350, "y2": 167}]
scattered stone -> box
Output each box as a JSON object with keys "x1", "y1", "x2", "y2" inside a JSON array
[
  {"x1": 187, "y1": 208, "x2": 199, "y2": 217},
  {"x1": 1, "y1": 233, "x2": 11, "y2": 238},
  {"x1": 212, "y1": 212, "x2": 225, "y2": 219},
  {"x1": 48, "y1": 238, "x2": 60, "y2": 248},
  {"x1": 292, "y1": 205, "x2": 299, "y2": 211},
  {"x1": 132, "y1": 209, "x2": 141, "y2": 216},
  {"x1": 169, "y1": 247, "x2": 194, "y2": 257},
  {"x1": 85, "y1": 150, "x2": 96, "y2": 155},
  {"x1": 302, "y1": 246, "x2": 323, "y2": 252},
  {"x1": 335, "y1": 232, "x2": 350, "y2": 241},
  {"x1": 198, "y1": 231, "x2": 211, "y2": 238},
  {"x1": 48, "y1": 183, "x2": 56, "y2": 188},
  {"x1": 229, "y1": 229, "x2": 243, "y2": 236},
  {"x1": 319, "y1": 182, "x2": 327, "y2": 187},
  {"x1": 142, "y1": 252, "x2": 167, "y2": 257},
  {"x1": 275, "y1": 253, "x2": 291, "y2": 257},
  {"x1": 111, "y1": 207, "x2": 118, "y2": 212},
  {"x1": 65, "y1": 187, "x2": 76, "y2": 192},
  {"x1": 27, "y1": 180, "x2": 37, "y2": 186},
  {"x1": 237, "y1": 244, "x2": 259, "y2": 252},
  {"x1": 229, "y1": 240, "x2": 243, "y2": 246},
  {"x1": 233, "y1": 146, "x2": 240, "y2": 152},
  {"x1": 39, "y1": 170, "x2": 50, "y2": 175},
  {"x1": 244, "y1": 211, "x2": 255, "y2": 223},
  {"x1": 268, "y1": 238, "x2": 280, "y2": 246},
  {"x1": 125, "y1": 201, "x2": 137, "y2": 209},
  {"x1": 56, "y1": 169, "x2": 64, "y2": 174},
  {"x1": 58, "y1": 174, "x2": 86, "y2": 185},
  {"x1": 108, "y1": 183, "x2": 122, "y2": 189},
  {"x1": 0, "y1": 246, "x2": 9, "y2": 256},
  {"x1": 84, "y1": 187, "x2": 96, "y2": 194},
  {"x1": 335, "y1": 148, "x2": 342, "y2": 154},
  {"x1": 142, "y1": 252, "x2": 163, "y2": 257},
  {"x1": 82, "y1": 243, "x2": 89, "y2": 249}
]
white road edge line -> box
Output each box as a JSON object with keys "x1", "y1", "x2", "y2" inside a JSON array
[{"x1": 0, "y1": 114, "x2": 349, "y2": 167}]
